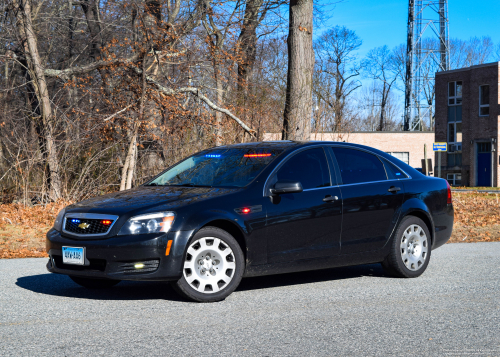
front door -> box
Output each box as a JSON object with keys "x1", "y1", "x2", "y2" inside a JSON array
[
  {"x1": 265, "y1": 147, "x2": 342, "y2": 263},
  {"x1": 331, "y1": 147, "x2": 405, "y2": 254},
  {"x1": 477, "y1": 143, "x2": 491, "y2": 187}
]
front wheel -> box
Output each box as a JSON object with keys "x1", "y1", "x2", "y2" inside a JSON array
[
  {"x1": 171, "y1": 227, "x2": 245, "y2": 302},
  {"x1": 69, "y1": 276, "x2": 120, "y2": 289},
  {"x1": 381, "y1": 216, "x2": 431, "y2": 278}
]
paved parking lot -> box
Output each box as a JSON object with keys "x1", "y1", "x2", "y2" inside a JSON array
[{"x1": 1, "y1": 242, "x2": 499, "y2": 356}]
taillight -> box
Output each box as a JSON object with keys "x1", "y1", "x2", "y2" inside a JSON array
[{"x1": 446, "y1": 180, "x2": 452, "y2": 204}]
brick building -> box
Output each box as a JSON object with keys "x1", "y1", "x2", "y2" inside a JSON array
[
  {"x1": 264, "y1": 132, "x2": 435, "y2": 169},
  {"x1": 435, "y1": 62, "x2": 499, "y2": 186}
]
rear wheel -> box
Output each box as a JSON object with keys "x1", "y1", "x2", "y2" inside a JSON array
[
  {"x1": 382, "y1": 216, "x2": 431, "y2": 278},
  {"x1": 69, "y1": 276, "x2": 120, "y2": 289},
  {"x1": 171, "y1": 227, "x2": 244, "y2": 302}
]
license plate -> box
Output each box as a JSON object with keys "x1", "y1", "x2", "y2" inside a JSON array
[{"x1": 62, "y1": 246, "x2": 85, "y2": 265}]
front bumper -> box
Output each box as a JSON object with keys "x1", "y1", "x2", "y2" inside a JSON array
[{"x1": 46, "y1": 228, "x2": 195, "y2": 281}]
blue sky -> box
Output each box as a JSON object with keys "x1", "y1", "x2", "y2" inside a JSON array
[{"x1": 318, "y1": 0, "x2": 500, "y2": 58}]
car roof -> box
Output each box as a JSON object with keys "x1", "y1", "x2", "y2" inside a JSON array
[{"x1": 207, "y1": 140, "x2": 422, "y2": 178}]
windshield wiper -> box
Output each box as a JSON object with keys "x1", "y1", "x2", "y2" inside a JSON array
[{"x1": 174, "y1": 183, "x2": 212, "y2": 188}]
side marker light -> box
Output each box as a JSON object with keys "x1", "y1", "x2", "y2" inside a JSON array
[{"x1": 165, "y1": 240, "x2": 173, "y2": 256}]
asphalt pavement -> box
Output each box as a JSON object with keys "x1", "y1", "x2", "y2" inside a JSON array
[{"x1": 1, "y1": 243, "x2": 499, "y2": 356}]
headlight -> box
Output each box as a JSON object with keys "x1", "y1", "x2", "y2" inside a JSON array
[
  {"x1": 118, "y1": 212, "x2": 175, "y2": 236},
  {"x1": 53, "y1": 208, "x2": 66, "y2": 232}
]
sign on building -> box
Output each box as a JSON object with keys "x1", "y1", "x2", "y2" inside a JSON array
[{"x1": 433, "y1": 142, "x2": 447, "y2": 151}]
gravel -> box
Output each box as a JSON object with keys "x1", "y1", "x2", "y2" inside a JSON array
[{"x1": 1, "y1": 243, "x2": 499, "y2": 356}]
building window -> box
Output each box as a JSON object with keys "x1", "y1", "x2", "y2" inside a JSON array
[
  {"x1": 386, "y1": 152, "x2": 409, "y2": 165},
  {"x1": 447, "y1": 153, "x2": 462, "y2": 167},
  {"x1": 448, "y1": 81, "x2": 462, "y2": 105},
  {"x1": 447, "y1": 173, "x2": 462, "y2": 186},
  {"x1": 479, "y1": 85, "x2": 489, "y2": 116}
]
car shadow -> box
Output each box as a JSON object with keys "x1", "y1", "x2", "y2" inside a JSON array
[
  {"x1": 16, "y1": 263, "x2": 387, "y2": 301},
  {"x1": 15, "y1": 273, "x2": 186, "y2": 302},
  {"x1": 236, "y1": 263, "x2": 388, "y2": 292}
]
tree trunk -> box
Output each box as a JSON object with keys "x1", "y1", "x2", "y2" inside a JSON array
[
  {"x1": 120, "y1": 133, "x2": 136, "y2": 191},
  {"x1": 15, "y1": 0, "x2": 62, "y2": 200},
  {"x1": 236, "y1": 0, "x2": 264, "y2": 96},
  {"x1": 214, "y1": 65, "x2": 224, "y2": 146},
  {"x1": 282, "y1": 0, "x2": 314, "y2": 141}
]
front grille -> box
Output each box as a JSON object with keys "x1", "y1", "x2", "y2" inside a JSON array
[
  {"x1": 64, "y1": 218, "x2": 114, "y2": 235},
  {"x1": 116, "y1": 260, "x2": 160, "y2": 274},
  {"x1": 53, "y1": 255, "x2": 106, "y2": 272}
]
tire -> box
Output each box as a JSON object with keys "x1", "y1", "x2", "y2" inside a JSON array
[
  {"x1": 69, "y1": 276, "x2": 120, "y2": 289},
  {"x1": 381, "y1": 216, "x2": 432, "y2": 278},
  {"x1": 171, "y1": 227, "x2": 245, "y2": 303}
]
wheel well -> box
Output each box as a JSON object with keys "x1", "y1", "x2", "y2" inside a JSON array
[
  {"x1": 201, "y1": 220, "x2": 247, "y2": 260},
  {"x1": 405, "y1": 211, "x2": 434, "y2": 245}
]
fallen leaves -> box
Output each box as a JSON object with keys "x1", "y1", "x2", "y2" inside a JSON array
[
  {"x1": 449, "y1": 192, "x2": 500, "y2": 243},
  {"x1": 0, "y1": 201, "x2": 71, "y2": 259}
]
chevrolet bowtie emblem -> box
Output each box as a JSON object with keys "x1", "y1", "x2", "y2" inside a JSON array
[{"x1": 78, "y1": 222, "x2": 90, "y2": 229}]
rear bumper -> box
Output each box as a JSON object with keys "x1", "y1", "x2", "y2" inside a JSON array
[
  {"x1": 432, "y1": 204, "x2": 454, "y2": 250},
  {"x1": 45, "y1": 228, "x2": 195, "y2": 281}
]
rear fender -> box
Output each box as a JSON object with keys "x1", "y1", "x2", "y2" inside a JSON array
[{"x1": 393, "y1": 198, "x2": 435, "y2": 246}]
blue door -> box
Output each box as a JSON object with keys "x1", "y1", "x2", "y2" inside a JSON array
[{"x1": 477, "y1": 143, "x2": 491, "y2": 187}]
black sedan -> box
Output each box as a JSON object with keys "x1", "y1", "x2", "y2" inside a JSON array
[{"x1": 46, "y1": 141, "x2": 454, "y2": 302}]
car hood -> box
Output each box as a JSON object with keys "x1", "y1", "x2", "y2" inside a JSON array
[{"x1": 66, "y1": 186, "x2": 242, "y2": 215}]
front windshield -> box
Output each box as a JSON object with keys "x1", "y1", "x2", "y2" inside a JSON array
[{"x1": 148, "y1": 148, "x2": 283, "y2": 188}]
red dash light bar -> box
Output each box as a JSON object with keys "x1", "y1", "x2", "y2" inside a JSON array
[
  {"x1": 244, "y1": 153, "x2": 272, "y2": 158},
  {"x1": 101, "y1": 220, "x2": 112, "y2": 225}
]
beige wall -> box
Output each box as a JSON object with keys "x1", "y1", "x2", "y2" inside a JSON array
[{"x1": 263, "y1": 132, "x2": 436, "y2": 169}]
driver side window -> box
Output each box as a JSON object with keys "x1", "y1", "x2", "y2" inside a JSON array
[{"x1": 275, "y1": 148, "x2": 331, "y2": 190}]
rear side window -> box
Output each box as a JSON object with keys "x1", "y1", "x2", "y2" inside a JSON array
[
  {"x1": 383, "y1": 160, "x2": 408, "y2": 180},
  {"x1": 275, "y1": 148, "x2": 330, "y2": 190},
  {"x1": 332, "y1": 148, "x2": 387, "y2": 184}
]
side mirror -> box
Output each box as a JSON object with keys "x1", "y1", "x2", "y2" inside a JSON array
[{"x1": 270, "y1": 180, "x2": 303, "y2": 195}]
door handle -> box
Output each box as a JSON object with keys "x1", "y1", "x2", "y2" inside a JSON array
[
  {"x1": 388, "y1": 186, "x2": 401, "y2": 193},
  {"x1": 323, "y1": 195, "x2": 339, "y2": 202}
]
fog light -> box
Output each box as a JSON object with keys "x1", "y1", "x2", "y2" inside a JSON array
[{"x1": 134, "y1": 263, "x2": 144, "y2": 269}]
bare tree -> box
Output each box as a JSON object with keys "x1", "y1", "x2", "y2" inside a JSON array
[
  {"x1": 12, "y1": 0, "x2": 62, "y2": 200},
  {"x1": 282, "y1": 0, "x2": 314, "y2": 140},
  {"x1": 313, "y1": 26, "x2": 362, "y2": 133},
  {"x1": 362, "y1": 45, "x2": 398, "y2": 131},
  {"x1": 495, "y1": 41, "x2": 500, "y2": 61},
  {"x1": 449, "y1": 36, "x2": 495, "y2": 69}
]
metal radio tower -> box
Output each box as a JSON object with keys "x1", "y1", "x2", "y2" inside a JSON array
[{"x1": 404, "y1": 0, "x2": 449, "y2": 131}]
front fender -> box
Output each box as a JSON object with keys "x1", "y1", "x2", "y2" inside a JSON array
[{"x1": 176, "y1": 209, "x2": 248, "y2": 235}]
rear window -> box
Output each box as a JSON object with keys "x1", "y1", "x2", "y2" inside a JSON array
[
  {"x1": 383, "y1": 160, "x2": 408, "y2": 180},
  {"x1": 332, "y1": 147, "x2": 387, "y2": 185},
  {"x1": 148, "y1": 148, "x2": 283, "y2": 188}
]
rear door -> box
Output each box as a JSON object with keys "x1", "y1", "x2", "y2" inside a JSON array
[
  {"x1": 330, "y1": 147, "x2": 405, "y2": 254},
  {"x1": 265, "y1": 147, "x2": 342, "y2": 263}
]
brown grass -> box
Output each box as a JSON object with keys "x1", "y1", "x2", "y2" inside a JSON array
[{"x1": 0, "y1": 192, "x2": 498, "y2": 258}]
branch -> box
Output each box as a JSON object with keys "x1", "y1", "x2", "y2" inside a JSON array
[
  {"x1": 103, "y1": 102, "x2": 137, "y2": 121},
  {"x1": 142, "y1": 71, "x2": 255, "y2": 136},
  {"x1": 44, "y1": 54, "x2": 140, "y2": 80}
]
